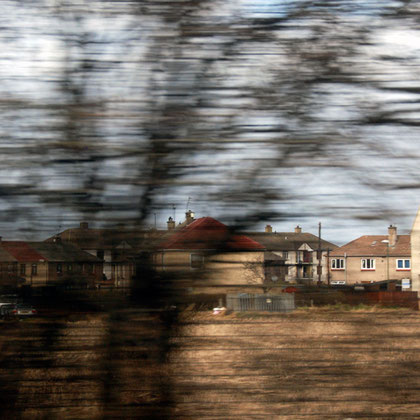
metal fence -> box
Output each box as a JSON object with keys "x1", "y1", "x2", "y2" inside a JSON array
[{"x1": 226, "y1": 293, "x2": 295, "y2": 313}]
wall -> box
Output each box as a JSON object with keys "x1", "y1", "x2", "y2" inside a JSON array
[
  {"x1": 330, "y1": 256, "x2": 412, "y2": 285},
  {"x1": 0, "y1": 262, "x2": 18, "y2": 286},
  {"x1": 206, "y1": 252, "x2": 265, "y2": 285},
  {"x1": 20, "y1": 262, "x2": 49, "y2": 286},
  {"x1": 18, "y1": 262, "x2": 104, "y2": 287},
  {"x1": 281, "y1": 250, "x2": 330, "y2": 283},
  {"x1": 411, "y1": 208, "x2": 420, "y2": 292},
  {"x1": 153, "y1": 250, "x2": 265, "y2": 285}
]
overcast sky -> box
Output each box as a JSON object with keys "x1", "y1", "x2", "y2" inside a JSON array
[{"x1": 1, "y1": 1, "x2": 420, "y2": 245}]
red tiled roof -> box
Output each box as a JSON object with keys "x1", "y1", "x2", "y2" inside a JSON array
[
  {"x1": 0, "y1": 246, "x2": 17, "y2": 263},
  {"x1": 158, "y1": 217, "x2": 265, "y2": 251},
  {"x1": 330, "y1": 235, "x2": 410, "y2": 257},
  {"x1": 2, "y1": 241, "x2": 47, "y2": 262}
]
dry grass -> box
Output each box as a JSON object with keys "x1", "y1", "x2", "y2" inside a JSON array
[{"x1": 1, "y1": 307, "x2": 420, "y2": 418}]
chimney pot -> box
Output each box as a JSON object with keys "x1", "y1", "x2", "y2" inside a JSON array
[
  {"x1": 265, "y1": 225, "x2": 273, "y2": 233},
  {"x1": 167, "y1": 217, "x2": 175, "y2": 230},
  {"x1": 185, "y1": 210, "x2": 195, "y2": 225}
]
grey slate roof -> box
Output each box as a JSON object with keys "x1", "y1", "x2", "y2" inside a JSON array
[
  {"x1": 28, "y1": 242, "x2": 101, "y2": 263},
  {"x1": 46, "y1": 227, "x2": 172, "y2": 252},
  {"x1": 245, "y1": 232, "x2": 337, "y2": 252}
]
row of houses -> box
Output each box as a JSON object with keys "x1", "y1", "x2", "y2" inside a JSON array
[
  {"x1": 2, "y1": 208, "x2": 420, "y2": 292},
  {"x1": 47, "y1": 212, "x2": 338, "y2": 289},
  {"x1": 0, "y1": 239, "x2": 102, "y2": 288},
  {"x1": 0, "y1": 210, "x2": 336, "y2": 290}
]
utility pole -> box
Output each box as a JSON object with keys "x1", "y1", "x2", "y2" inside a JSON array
[
  {"x1": 327, "y1": 248, "x2": 330, "y2": 287},
  {"x1": 381, "y1": 239, "x2": 390, "y2": 281}
]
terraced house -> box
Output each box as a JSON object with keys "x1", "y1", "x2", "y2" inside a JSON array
[
  {"x1": 246, "y1": 225, "x2": 337, "y2": 284},
  {"x1": 46, "y1": 223, "x2": 138, "y2": 288},
  {"x1": 330, "y1": 225, "x2": 411, "y2": 287},
  {"x1": 0, "y1": 240, "x2": 103, "y2": 287}
]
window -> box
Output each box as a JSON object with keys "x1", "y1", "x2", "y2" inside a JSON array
[
  {"x1": 31, "y1": 264, "x2": 37, "y2": 275},
  {"x1": 302, "y1": 251, "x2": 312, "y2": 263},
  {"x1": 396, "y1": 259, "x2": 410, "y2": 270},
  {"x1": 56, "y1": 263, "x2": 62, "y2": 274},
  {"x1": 190, "y1": 254, "x2": 204, "y2": 269},
  {"x1": 67, "y1": 264, "x2": 73, "y2": 272},
  {"x1": 283, "y1": 251, "x2": 288, "y2": 259},
  {"x1": 331, "y1": 258, "x2": 345, "y2": 270},
  {"x1": 20, "y1": 264, "x2": 26, "y2": 276},
  {"x1": 361, "y1": 259, "x2": 375, "y2": 270}
]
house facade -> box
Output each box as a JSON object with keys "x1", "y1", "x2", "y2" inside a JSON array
[
  {"x1": 0, "y1": 240, "x2": 103, "y2": 287},
  {"x1": 0, "y1": 245, "x2": 18, "y2": 287},
  {"x1": 45, "y1": 213, "x2": 200, "y2": 288},
  {"x1": 246, "y1": 225, "x2": 337, "y2": 284},
  {"x1": 330, "y1": 225, "x2": 411, "y2": 286},
  {"x1": 46, "y1": 223, "x2": 137, "y2": 288},
  {"x1": 153, "y1": 217, "x2": 274, "y2": 287}
]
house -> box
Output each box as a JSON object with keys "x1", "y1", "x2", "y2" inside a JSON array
[
  {"x1": 45, "y1": 223, "x2": 138, "y2": 288},
  {"x1": 246, "y1": 225, "x2": 337, "y2": 284},
  {"x1": 329, "y1": 225, "x2": 411, "y2": 286},
  {"x1": 0, "y1": 240, "x2": 103, "y2": 288},
  {"x1": 153, "y1": 217, "x2": 276, "y2": 287},
  {"x1": 45, "y1": 212, "x2": 199, "y2": 288}
]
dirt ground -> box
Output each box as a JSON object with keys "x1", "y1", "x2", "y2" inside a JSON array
[{"x1": 1, "y1": 307, "x2": 420, "y2": 419}]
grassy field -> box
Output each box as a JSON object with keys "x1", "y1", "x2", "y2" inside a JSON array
[{"x1": 1, "y1": 306, "x2": 420, "y2": 419}]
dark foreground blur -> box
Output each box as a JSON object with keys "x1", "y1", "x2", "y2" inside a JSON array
[{"x1": 1, "y1": 302, "x2": 420, "y2": 419}]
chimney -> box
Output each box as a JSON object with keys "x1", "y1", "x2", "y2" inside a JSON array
[
  {"x1": 388, "y1": 225, "x2": 397, "y2": 247},
  {"x1": 185, "y1": 210, "x2": 195, "y2": 225},
  {"x1": 167, "y1": 217, "x2": 175, "y2": 230},
  {"x1": 80, "y1": 222, "x2": 89, "y2": 229},
  {"x1": 265, "y1": 225, "x2": 273, "y2": 233},
  {"x1": 294, "y1": 225, "x2": 302, "y2": 234}
]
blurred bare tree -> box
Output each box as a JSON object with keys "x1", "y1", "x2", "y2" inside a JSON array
[
  {"x1": 1, "y1": 0, "x2": 420, "y2": 236},
  {"x1": 1, "y1": 0, "x2": 420, "y2": 417}
]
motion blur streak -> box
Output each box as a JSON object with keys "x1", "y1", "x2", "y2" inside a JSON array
[{"x1": 1, "y1": 1, "x2": 420, "y2": 418}]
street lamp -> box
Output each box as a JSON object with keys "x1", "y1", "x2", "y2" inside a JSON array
[{"x1": 381, "y1": 240, "x2": 390, "y2": 281}]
